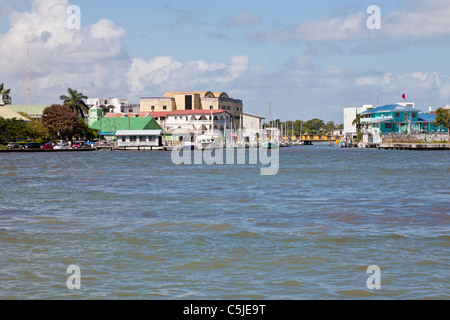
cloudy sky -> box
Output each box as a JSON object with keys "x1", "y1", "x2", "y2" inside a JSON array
[{"x1": 1, "y1": 0, "x2": 450, "y2": 122}]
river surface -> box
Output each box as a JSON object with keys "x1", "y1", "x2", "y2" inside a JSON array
[{"x1": 0, "y1": 145, "x2": 449, "y2": 300}]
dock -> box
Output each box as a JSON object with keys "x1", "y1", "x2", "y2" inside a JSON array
[
  {"x1": 377, "y1": 143, "x2": 450, "y2": 150},
  {"x1": 0, "y1": 148, "x2": 97, "y2": 153}
]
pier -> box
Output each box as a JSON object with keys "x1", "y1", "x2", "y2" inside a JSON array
[
  {"x1": 0, "y1": 148, "x2": 97, "y2": 153},
  {"x1": 377, "y1": 143, "x2": 450, "y2": 150},
  {"x1": 300, "y1": 134, "x2": 342, "y2": 145}
]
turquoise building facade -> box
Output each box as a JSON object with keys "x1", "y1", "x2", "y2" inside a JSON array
[{"x1": 360, "y1": 104, "x2": 448, "y2": 143}]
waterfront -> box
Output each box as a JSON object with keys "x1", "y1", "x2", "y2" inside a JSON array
[{"x1": 0, "y1": 145, "x2": 449, "y2": 300}]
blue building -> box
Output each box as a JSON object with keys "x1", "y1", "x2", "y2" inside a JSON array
[{"x1": 360, "y1": 104, "x2": 448, "y2": 143}]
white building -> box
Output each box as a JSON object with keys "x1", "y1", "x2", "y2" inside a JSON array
[
  {"x1": 87, "y1": 98, "x2": 129, "y2": 114},
  {"x1": 343, "y1": 105, "x2": 372, "y2": 138},
  {"x1": 242, "y1": 113, "x2": 265, "y2": 132},
  {"x1": 150, "y1": 110, "x2": 233, "y2": 133}
]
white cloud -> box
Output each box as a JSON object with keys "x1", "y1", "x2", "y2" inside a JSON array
[
  {"x1": 127, "y1": 55, "x2": 250, "y2": 100},
  {"x1": 254, "y1": 12, "x2": 367, "y2": 42},
  {"x1": 224, "y1": 11, "x2": 261, "y2": 27},
  {"x1": 0, "y1": 0, "x2": 130, "y2": 104},
  {"x1": 253, "y1": 0, "x2": 450, "y2": 44}
]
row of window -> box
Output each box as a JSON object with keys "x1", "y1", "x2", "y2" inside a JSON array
[{"x1": 119, "y1": 136, "x2": 157, "y2": 142}]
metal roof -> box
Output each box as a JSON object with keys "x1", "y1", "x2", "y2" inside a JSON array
[
  {"x1": 417, "y1": 113, "x2": 437, "y2": 123},
  {"x1": 0, "y1": 106, "x2": 32, "y2": 121},
  {"x1": 361, "y1": 104, "x2": 421, "y2": 114},
  {"x1": 115, "y1": 130, "x2": 161, "y2": 136},
  {"x1": 90, "y1": 117, "x2": 161, "y2": 134}
]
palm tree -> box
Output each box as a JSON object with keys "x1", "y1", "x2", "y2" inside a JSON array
[
  {"x1": 60, "y1": 88, "x2": 88, "y2": 117},
  {"x1": 0, "y1": 83, "x2": 12, "y2": 105}
]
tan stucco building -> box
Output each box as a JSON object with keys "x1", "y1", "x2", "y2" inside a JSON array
[{"x1": 140, "y1": 91, "x2": 243, "y2": 129}]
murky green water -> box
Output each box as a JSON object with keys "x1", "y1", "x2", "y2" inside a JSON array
[{"x1": 0, "y1": 145, "x2": 449, "y2": 299}]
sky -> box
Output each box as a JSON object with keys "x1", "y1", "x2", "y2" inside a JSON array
[{"x1": 1, "y1": 0, "x2": 450, "y2": 123}]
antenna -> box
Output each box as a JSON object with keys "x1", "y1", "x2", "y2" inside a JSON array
[{"x1": 27, "y1": 45, "x2": 31, "y2": 113}]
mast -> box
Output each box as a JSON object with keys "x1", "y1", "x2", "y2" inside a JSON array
[{"x1": 27, "y1": 45, "x2": 31, "y2": 114}]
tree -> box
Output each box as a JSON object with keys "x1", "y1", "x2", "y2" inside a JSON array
[
  {"x1": 434, "y1": 107, "x2": 450, "y2": 142},
  {"x1": 59, "y1": 88, "x2": 88, "y2": 117},
  {"x1": 352, "y1": 114, "x2": 362, "y2": 134},
  {"x1": 0, "y1": 83, "x2": 12, "y2": 105},
  {"x1": 17, "y1": 112, "x2": 50, "y2": 140},
  {"x1": 304, "y1": 118, "x2": 325, "y2": 135},
  {"x1": 42, "y1": 105, "x2": 81, "y2": 140},
  {"x1": 0, "y1": 117, "x2": 36, "y2": 142}
]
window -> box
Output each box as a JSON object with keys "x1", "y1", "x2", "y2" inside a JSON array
[
  {"x1": 151, "y1": 106, "x2": 155, "y2": 110},
  {"x1": 185, "y1": 95, "x2": 193, "y2": 110},
  {"x1": 412, "y1": 113, "x2": 417, "y2": 118},
  {"x1": 384, "y1": 123, "x2": 392, "y2": 129},
  {"x1": 395, "y1": 113, "x2": 400, "y2": 118},
  {"x1": 163, "y1": 106, "x2": 167, "y2": 110},
  {"x1": 130, "y1": 136, "x2": 137, "y2": 142},
  {"x1": 121, "y1": 136, "x2": 126, "y2": 142}
]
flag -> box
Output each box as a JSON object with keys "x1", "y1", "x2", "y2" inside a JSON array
[{"x1": 402, "y1": 93, "x2": 406, "y2": 100}]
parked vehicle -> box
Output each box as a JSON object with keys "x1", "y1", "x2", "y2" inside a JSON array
[
  {"x1": 71, "y1": 141, "x2": 85, "y2": 149},
  {"x1": 40, "y1": 142, "x2": 54, "y2": 150},
  {"x1": 6, "y1": 143, "x2": 20, "y2": 149},
  {"x1": 54, "y1": 143, "x2": 69, "y2": 150},
  {"x1": 22, "y1": 143, "x2": 42, "y2": 149}
]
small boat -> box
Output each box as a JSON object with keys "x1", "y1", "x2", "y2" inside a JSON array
[
  {"x1": 339, "y1": 141, "x2": 349, "y2": 148},
  {"x1": 181, "y1": 141, "x2": 195, "y2": 150},
  {"x1": 195, "y1": 135, "x2": 217, "y2": 150},
  {"x1": 260, "y1": 141, "x2": 279, "y2": 149}
]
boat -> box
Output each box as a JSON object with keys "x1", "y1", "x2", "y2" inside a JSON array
[
  {"x1": 181, "y1": 141, "x2": 195, "y2": 150},
  {"x1": 195, "y1": 134, "x2": 218, "y2": 150},
  {"x1": 260, "y1": 141, "x2": 279, "y2": 149},
  {"x1": 339, "y1": 141, "x2": 349, "y2": 148}
]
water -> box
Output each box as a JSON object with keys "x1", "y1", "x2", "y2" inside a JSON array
[{"x1": 0, "y1": 145, "x2": 449, "y2": 300}]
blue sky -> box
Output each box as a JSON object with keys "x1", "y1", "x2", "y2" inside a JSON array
[{"x1": 1, "y1": 0, "x2": 450, "y2": 123}]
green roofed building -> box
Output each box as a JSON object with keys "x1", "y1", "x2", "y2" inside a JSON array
[
  {"x1": 7, "y1": 105, "x2": 49, "y2": 119},
  {"x1": 0, "y1": 105, "x2": 31, "y2": 121},
  {"x1": 90, "y1": 112, "x2": 162, "y2": 148},
  {"x1": 90, "y1": 116, "x2": 161, "y2": 135}
]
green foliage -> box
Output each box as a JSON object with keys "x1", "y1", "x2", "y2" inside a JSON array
[
  {"x1": 0, "y1": 117, "x2": 37, "y2": 142},
  {"x1": 434, "y1": 107, "x2": 450, "y2": 141},
  {"x1": 42, "y1": 105, "x2": 81, "y2": 140},
  {"x1": 60, "y1": 88, "x2": 88, "y2": 117},
  {"x1": 303, "y1": 118, "x2": 325, "y2": 135},
  {"x1": 75, "y1": 118, "x2": 98, "y2": 140},
  {"x1": 352, "y1": 114, "x2": 362, "y2": 133}
]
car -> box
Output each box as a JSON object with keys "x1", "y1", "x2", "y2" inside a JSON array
[
  {"x1": 71, "y1": 141, "x2": 85, "y2": 149},
  {"x1": 40, "y1": 142, "x2": 54, "y2": 150},
  {"x1": 54, "y1": 143, "x2": 69, "y2": 150},
  {"x1": 6, "y1": 143, "x2": 20, "y2": 149},
  {"x1": 22, "y1": 143, "x2": 42, "y2": 149}
]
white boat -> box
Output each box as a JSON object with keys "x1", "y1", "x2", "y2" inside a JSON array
[
  {"x1": 195, "y1": 134, "x2": 217, "y2": 150},
  {"x1": 181, "y1": 141, "x2": 195, "y2": 150}
]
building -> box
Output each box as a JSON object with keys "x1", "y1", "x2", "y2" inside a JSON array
[
  {"x1": 360, "y1": 103, "x2": 449, "y2": 143},
  {"x1": 343, "y1": 105, "x2": 372, "y2": 138},
  {"x1": 87, "y1": 98, "x2": 133, "y2": 114},
  {"x1": 0, "y1": 105, "x2": 31, "y2": 122},
  {"x1": 88, "y1": 107, "x2": 162, "y2": 147},
  {"x1": 6, "y1": 105, "x2": 49, "y2": 119},
  {"x1": 140, "y1": 91, "x2": 243, "y2": 129},
  {"x1": 242, "y1": 113, "x2": 265, "y2": 132},
  {"x1": 149, "y1": 109, "x2": 233, "y2": 147}
]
